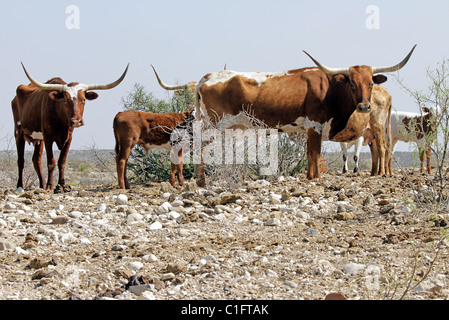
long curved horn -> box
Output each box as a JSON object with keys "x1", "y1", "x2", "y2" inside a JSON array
[
  {"x1": 372, "y1": 44, "x2": 417, "y2": 74},
  {"x1": 151, "y1": 65, "x2": 188, "y2": 91},
  {"x1": 84, "y1": 63, "x2": 130, "y2": 91},
  {"x1": 302, "y1": 51, "x2": 350, "y2": 75},
  {"x1": 21, "y1": 62, "x2": 65, "y2": 92}
]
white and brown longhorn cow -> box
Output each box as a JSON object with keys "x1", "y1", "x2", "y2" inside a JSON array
[
  {"x1": 12, "y1": 63, "x2": 129, "y2": 192},
  {"x1": 389, "y1": 106, "x2": 441, "y2": 174},
  {"x1": 152, "y1": 46, "x2": 416, "y2": 186}
]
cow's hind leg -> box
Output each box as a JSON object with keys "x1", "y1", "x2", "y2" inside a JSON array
[
  {"x1": 116, "y1": 141, "x2": 133, "y2": 189},
  {"x1": 306, "y1": 130, "x2": 322, "y2": 180}
]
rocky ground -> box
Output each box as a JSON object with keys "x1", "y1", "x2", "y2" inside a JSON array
[{"x1": 0, "y1": 151, "x2": 448, "y2": 301}]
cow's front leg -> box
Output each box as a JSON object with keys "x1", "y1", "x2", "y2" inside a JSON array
[
  {"x1": 44, "y1": 140, "x2": 56, "y2": 191},
  {"x1": 15, "y1": 133, "x2": 26, "y2": 190},
  {"x1": 32, "y1": 141, "x2": 46, "y2": 189},
  {"x1": 55, "y1": 139, "x2": 72, "y2": 193}
]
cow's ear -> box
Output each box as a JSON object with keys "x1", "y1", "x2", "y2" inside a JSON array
[
  {"x1": 334, "y1": 74, "x2": 348, "y2": 83},
  {"x1": 373, "y1": 74, "x2": 387, "y2": 84},
  {"x1": 85, "y1": 91, "x2": 98, "y2": 100},
  {"x1": 49, "y1": 91, "x2": 64, "y2": 101}
]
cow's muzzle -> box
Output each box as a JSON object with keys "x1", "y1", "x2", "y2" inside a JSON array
[
  {"x1": 71, "y1": 118, "x2": 84, "y2": 128},
  {"x1": 358, "y1": 104, "x2": 371, "y2": 113}
]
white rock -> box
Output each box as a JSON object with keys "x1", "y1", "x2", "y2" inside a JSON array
[
  {"x1": 97, "y1": 203, "x2": 107, "y2": 212},
  {"x1": 137, "y1": 291, "x2": 156, "y2": 300},
  {"x1": 69, "y1": 211, "x2": 83, "y2": 218},
  {"x1": 266, "y1": 269, "x2": 278, "y2": 278},
  {"x1": 161, "y1": 192, "x2": 171, "y2": 199},
  {"x1": 0, "y1": 219, "x2": 7, "y2": 228},
  {"x1": 129, "y1": 261, "x2": 144, "y2": 270},
  {"x1": 284, "y1": 279, "x2": 297, "y2": 288},
  {"x1": 116, "y1": 194, "x2": 128, "y2": 205},
  {"x1": 143, "y1": 254, "x2": 158, "y2": 262},
  {"x1": 264, "y1": 218, "x2": 281, "y2": 226},
  {"x1": 91, "y1": 219, "x2": 109, "y2": 227},
  {"x1": 13, "y1": 187, "x2": 24, "y2": 194},
  {"x1": 54, "y1": 204, "x2": 64, "y2": 211},
  {"x1": 148, "y1": 221, "x2": 163, "y2": 230},
  {"x1": 214, "y1": 213, "x2": 226, "y2": 221},
  {"x1": 127, "y1": 213, "x2": 143, "y2": 224},
  {"x1": 47, "y1": 210, "x2": 58, "y2": 219},
  {"x1": 15, "y1": 247, "x2": 29, "y2": 255},
  {"x1": 80, "y1": 237, "x2": 92, "y2": 245},
  {"x1": 296, "y1": 211, "x2": 310, "y2": 221},
  {"x1": 168, "y1": 211, "x2": 181, "y2": 220},
  {"x1": 155, "y1": 202, "x2": 172, "y2": 215},
  {"x1": 161, "y1": 273, "x2": 175, "y2": 281},
  {"x1": 171, "y1": 200, "x2": 184, "y2": 207},
  {"x1": 203, "y1": 254, "x2": 216, "y2": 261},
  {"x1": 20, "y1": 204, "x2": 32, "y2": 212},
  {"x1": 343, "y1": 263, "x2": 366, "y2": 276},
  {"x1": 5, "y1": 203, "x2": 16, "y2": 210}
]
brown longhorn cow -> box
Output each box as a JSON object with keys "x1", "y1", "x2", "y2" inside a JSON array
[
  {"x1": 113, "y1": 109, "x2": 195, "y2": 189},
  {"x1": 152, "y1": 46, "x2": 416, "y2": 187},
  {"x1": 12, "y1": 63, "x2": 129, "y2": 192}
]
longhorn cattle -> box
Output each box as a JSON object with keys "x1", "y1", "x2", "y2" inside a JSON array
[
  {"x1": 12, "y1": 63, "x2": 129, "y2": 192},
  {"x1": 340, "y1": 86, "x2": 392, "y2": 176},
  {"x1": 113, "y1": 109, "x2": 195, "y2": 189},
  {"x1": 388, "y1": 106, "x2": 441, "y2": 174},
  {"x1": 152, "y1": 46, "x2": 416, "y2": 186}
]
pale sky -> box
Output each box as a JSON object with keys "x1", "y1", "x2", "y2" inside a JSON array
[{"x1": 1, "y1": 1, "x2": 448, "y2": 152}]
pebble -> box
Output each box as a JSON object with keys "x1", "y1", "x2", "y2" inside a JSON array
[
  {"x1": 126, "y1": 213, "x2": 143, "y2": 224},
  {"x1": 283, "y1": 279, "x2": 297, "y2": 288},
  {"x1": 148, "y1": 221, "x2": 163, "y2": 230},
  {"x1": 343, "y1": 263, "x2": 366, "y2": 276},
  {"x1": 69, "y1": 211, "x2": 83, "y2": 218},
  {"x1": 142, "y1": 254, "x2": 158, "y2": 262},
  {"x1": 0, "y1": 241, "x2": 14, "y2": 251},
  {"x1": 52, "y1": 216, "x2": 69, "y2": 225},
  {"x1": 155, "y1": 202, "x2": 172, "y2": 215},
  {"x1": 116, "y1": 194, "x2": 128, "y2": 205},
  {"x1": 266, "y1": 269, "x2": 278, "y2": 278},
  {"x1": 128, "y1": 261, "x2": 144, "y2": 271},
  {"x1": 264, "y1": 218, "x2": 281, "y2": 226}
]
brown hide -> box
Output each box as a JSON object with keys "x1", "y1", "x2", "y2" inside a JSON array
[
  {"x1": 113, "y1": 110, "x2": 194, "y2": 189},
  {"x1": 12, "y1": 78, "x2": 98, "y2": 192}
]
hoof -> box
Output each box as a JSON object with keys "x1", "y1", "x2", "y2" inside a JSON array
[{"x1": 54, "y1": 184, "x2": 72, "y2": 194}]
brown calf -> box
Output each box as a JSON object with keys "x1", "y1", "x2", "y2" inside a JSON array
[{"x1": 113, "y1": 109, "x2": 194, "y2": 189}]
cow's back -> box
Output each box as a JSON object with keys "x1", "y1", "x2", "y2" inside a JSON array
[{"x1": 197, "y1": 68, "x2": 329, "y2": 128}]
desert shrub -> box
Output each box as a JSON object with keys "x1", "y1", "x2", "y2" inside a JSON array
[{"x1": 395, "y1": 58, "x2": 449, "y2": 206}]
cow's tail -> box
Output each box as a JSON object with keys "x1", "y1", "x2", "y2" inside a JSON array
[{"x1": 386, "y1": 99, "x2": 393, "y2": 173}]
